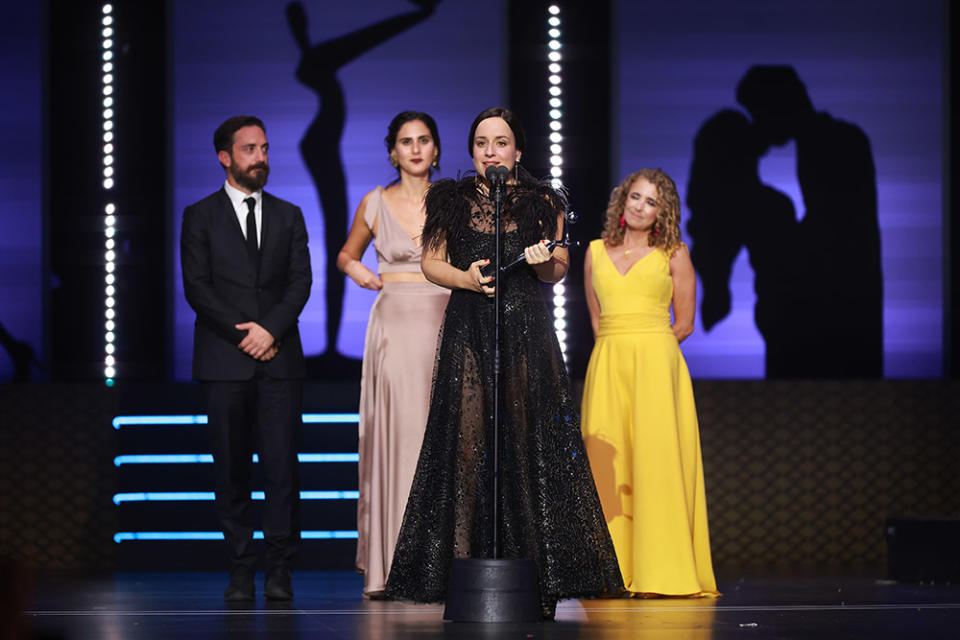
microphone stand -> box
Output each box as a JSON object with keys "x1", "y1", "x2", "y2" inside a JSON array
[
  {"x1": 443, "y1": 167, "x2": 541, "y2": 623},
  {"x1": 491, "y1": 171, "x2": 503, "y2": 560}
]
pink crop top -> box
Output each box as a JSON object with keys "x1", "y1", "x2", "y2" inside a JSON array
[{"x1": 363, "y1": 186, "x2": 424, "y2": 274}]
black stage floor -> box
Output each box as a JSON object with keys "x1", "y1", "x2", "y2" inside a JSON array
[{"x1": 23, "y1": 571, "x2": 960, "y2": 639}]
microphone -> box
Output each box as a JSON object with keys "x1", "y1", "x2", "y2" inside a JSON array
[{"x1": 485, "y1": 164, "x2": 510, "y2": 185}]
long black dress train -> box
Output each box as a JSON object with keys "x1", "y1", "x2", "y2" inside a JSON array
[{"x1": 385, "y1": 174, "x2": 623, "y2": 614}]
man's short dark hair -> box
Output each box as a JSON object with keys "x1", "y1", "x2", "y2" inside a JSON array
[{"x1": 213, "y1": 116, "x2": 266, "y2": 154}]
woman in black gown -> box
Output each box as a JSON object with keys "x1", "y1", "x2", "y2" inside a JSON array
[{"x1": 385, "y1": 107, "x2": 622, "y2": 617}]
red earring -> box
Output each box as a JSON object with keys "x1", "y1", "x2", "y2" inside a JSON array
[
  {"x1": 653, "y1": 224, "x2": 660, "y2": 237},
  {"x1": 619, "y1": 214, "x2": 626, "y2": 228}
]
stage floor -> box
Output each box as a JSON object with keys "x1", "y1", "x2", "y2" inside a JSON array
[{"x1": 23, "y1": 571, "x2": 960, "y2": 639}]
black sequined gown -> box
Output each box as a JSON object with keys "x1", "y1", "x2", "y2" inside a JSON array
[{"x1": 385, "y1": 176, "x2": 623, "y2": 613}]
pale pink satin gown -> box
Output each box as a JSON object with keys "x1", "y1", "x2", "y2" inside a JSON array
[{"x1": 355, "y1": 186, "x2": 449, "y2": 595}]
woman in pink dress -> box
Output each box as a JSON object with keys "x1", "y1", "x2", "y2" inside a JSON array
[{"x1": 336, "y1": 112, "x2": 449, "y2": 597}]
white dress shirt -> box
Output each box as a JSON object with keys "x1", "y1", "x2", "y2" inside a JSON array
[{"x1": 224, "y1": 180, "x2": 262, "y2": 247}]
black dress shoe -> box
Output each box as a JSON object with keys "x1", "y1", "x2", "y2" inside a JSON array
[
  {"x1": 264, "y1": 566, "x2": 294, "y2": 601},
  {"x1": 224, "y1": 566, "x2": 255, "y2": 602}
]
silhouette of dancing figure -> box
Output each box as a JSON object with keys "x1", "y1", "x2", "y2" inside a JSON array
[
  {"x1": 688, "y1": 67, "x2": 883, "y2": 378},
  {"x1": 687, "y1": 110, "x2": 806, "y2": 377},
  {"x1": 286, "y1": 1, "x2": 438, "y2": 372}
]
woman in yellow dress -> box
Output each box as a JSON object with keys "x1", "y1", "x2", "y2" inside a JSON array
[{"x1": 581, "y1": 168, "x2": 719, "y2": 597}]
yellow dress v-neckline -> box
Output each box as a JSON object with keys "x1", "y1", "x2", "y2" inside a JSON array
[{"x1": 602, "y1": 242, "x2": 657, "y2": 277}]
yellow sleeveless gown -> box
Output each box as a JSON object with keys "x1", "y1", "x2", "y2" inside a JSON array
[{"x1": 581, "y1": 239, "x2": 718, "y2": 596}]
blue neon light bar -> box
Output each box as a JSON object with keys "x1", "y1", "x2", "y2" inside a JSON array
[
  {"x1": 113, "y1": 490, "x2": 359, "y2": 504},
  {"x1": 114, "y1": 530, "x2": 359, "y2": 543},
  {"x1": 113, "y1": 413, "x2": 360, "y2": 429},
  {"x1": 113, "y1": 453, "x2": 359, "y2": 466}
]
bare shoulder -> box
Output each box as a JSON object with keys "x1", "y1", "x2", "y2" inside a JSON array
[{"x1": 668, "y1": 242, "x2": 693, "y2": 270}]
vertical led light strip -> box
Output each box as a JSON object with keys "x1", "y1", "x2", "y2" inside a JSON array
[
  {"x1": 546, "y1": 5, "x2": 567, "y2": 361},
  {"x1": 102, "y1": 4, "x2": 117, "y2": 386}
]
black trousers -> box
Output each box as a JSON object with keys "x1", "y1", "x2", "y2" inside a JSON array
[{"x1": 206, "y1": 368, "x2": 302, "y2": 570}]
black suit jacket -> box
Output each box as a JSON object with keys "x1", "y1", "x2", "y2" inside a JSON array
[{"x1": 181, "y1": 188, "x2": 312, "y2": 381}]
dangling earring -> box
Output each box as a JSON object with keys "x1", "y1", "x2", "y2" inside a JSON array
[
  {"x1": 619, "y1": 214, "x2": 626, "y2": 228},
  {"x1": 389, "y1": 153, "x2": 399, "y2": 168},
  {"x1": 653, "y1": 223, "x2": 660, "y2": 237},
  {"x1": 432, "y1": 154, "x2": 438, "y2": 168},
  {"x1": 514, "y1": 161, "x2": 520, "y2": 181}
]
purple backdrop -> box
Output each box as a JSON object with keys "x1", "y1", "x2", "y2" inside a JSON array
[
  {"x1": 615, "y1": 0, "x2": 943, "y2": 378},
  {"x1": 171, "y1": 0, "x2": 504, "y2": 380}
]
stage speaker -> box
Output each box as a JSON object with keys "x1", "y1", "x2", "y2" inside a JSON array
[{"x1": 885, "y1": 517, "x2": 960, "y2": 583}]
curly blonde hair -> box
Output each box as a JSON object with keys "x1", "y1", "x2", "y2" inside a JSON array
[{"x1": 601, "y1": 168, "x2": 683, "y2": 256}]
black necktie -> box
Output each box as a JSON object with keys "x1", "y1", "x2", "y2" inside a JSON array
[{"x1": 244, "y1": 197, "x2": 259, "y2": 267}]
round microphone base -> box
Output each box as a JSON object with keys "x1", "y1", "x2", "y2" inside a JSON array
[{"x1": 442, "y1": 558, "x2": 541, "y2": 623}]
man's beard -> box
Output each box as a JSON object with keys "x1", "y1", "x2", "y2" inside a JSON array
[{"x1": 230, "y1": 161, "x2": 270, "y2": 192}]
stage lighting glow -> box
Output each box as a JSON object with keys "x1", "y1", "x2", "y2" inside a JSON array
[
  {"x1": 553, "y1": 283, "x2": 565, "y2": 295},
  {"x1": 544, "y1": 6, "x2": 568, "y2": 362},
  {"x1": 106, "y1": 283, "x2": 114, "y2": 294},
  {"x1": 106, "y1": 331, "x2": 115, "y2": 342},
  {"x1": 103, "y1": 51, "x2": 113, "y2": 61},
  {"x1": 111, "y1": 413, "x2": 361, "y2": 428},
  {"x1": 103, "y1": 4, "x2": 112, "y2": 15},
  {"x1": 105, "y1": 366, "x2": 115, "y2": 377},
  {"x1": 112, "y1": 491, "x2": 360, "y2": 504},
  {"x1": 104, "y1": 178, "x2": 113, "y2": 189},
  {"x1": 105, "y1": 262, "x2": 115, "y2": 273},
  {"x1": 112, "y1": 453, "x2": 360, "y2": 466},
  {"x1": 103, "y1": 63, "x2": 113, "y2": 73},
  {"x1": 113, "y1": 530, "x2": 359, "y2": 543},
  {"x1": 105, "y1": 355, "x2": 115, "y2": 366},
  {"x1": 105, "y1": 294, "x2": 115, "y2": 306},
  {"x1": 103, "y1": 38, "x2": 113, "y2": 49},
  {"x1": 105, "y1": 343, "x2": 115, "y2": 354},
  {"x1": 104, "y1": 167, "x2": 114, "y2": 178},
  {"x1": 103, "y1": 96, "x2": 113, "y2": 107},
  {"x1": 105, "y1": 318, "x2": 115, "y2": 329},
  {"x1": 103, "y1": 85, "x2": 113, "y2": 96},
  {"x1": 103, "y1": 131, "x2": 113, "y2": 142},
  {"x1": 103, "y1": 27, "x2": 113, "y2": 38},
  {"x1": 104, "y1": 143, "x2": 113, "y2": 153}
]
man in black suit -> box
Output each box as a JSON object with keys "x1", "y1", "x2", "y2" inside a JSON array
[{"x1": 181, "y1": 116, "x2": 312, "y2": 601}]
